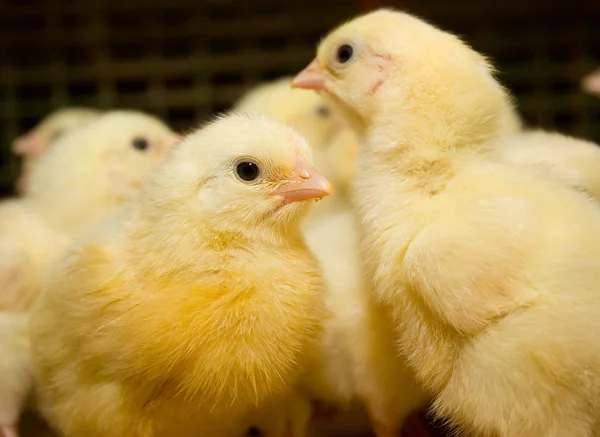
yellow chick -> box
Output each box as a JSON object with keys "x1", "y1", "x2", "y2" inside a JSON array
[
  {"x1": 0, "y1": 312, "x2": 32, "y2": 437},
  {"x1": 488, "y1": 130, "x2": 600, "y2": 200},
  {"x1": 12, "y1": 107, "x2": 101, "y2": 194},
  {"x1": 0, "y1": 110, "x2": 178, "y2": 310},
  {"x1": 294, "y1": 9, "x2": 600, "y2": 437},
  {"x1": 30, "y1": 114, "x2": 332, "y2": 437},
  {"x1": 234, "y1": 77, "x2": 358, "y2": 218},
  {"x1": 25, "y1": 110, "x2": 179, "y2": 237}
]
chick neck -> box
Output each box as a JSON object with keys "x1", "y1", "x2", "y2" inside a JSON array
[
  {"x1": 355, "y1": 79, "x2": 512, "y2": 174},
  {"x1": 129, "y1": 203, "x2": 305, "y2": 276}
]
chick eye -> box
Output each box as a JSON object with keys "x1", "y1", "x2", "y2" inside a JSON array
[
  {"x1": 236, "y1": 161, "x2": 261, "y2": 182},
  {"x1": 336, "y1": 44, "x2": 354, "y2": 64},
  {"x1": 132, "y1": 137, "x2": 149, "y2": 151},
  {"x1": 49, "y1": 129, "x2": 64, "y2": 143},
  {"x1": 316, "y1": 106, "x2": 330, "y2": 117}
]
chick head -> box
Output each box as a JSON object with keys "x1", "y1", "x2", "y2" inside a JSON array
[
  {"x1": 142, "y1": 113, "x2": 334, "y2": 240},
  {"x1": 27, "y1": 110, "x2": 179, "y2": 233},
  {"x1": 13, "y1": 107, "x2": 103, "y2": 194},
  {"x1": 12, "y1": 107, "x2": 101, "y2": 159},
  {"x1": 292, "y1": 9, "x2": 515, "y2": 148},
  {"x1": 234, "y1": 76, "x2": 348, "y2": 152}
]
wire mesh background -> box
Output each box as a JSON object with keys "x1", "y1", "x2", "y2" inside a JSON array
[{"x1": 0, "y1": 0, "x2": 599, "y2": 196}]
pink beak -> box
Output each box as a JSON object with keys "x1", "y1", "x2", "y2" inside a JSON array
[
  {"x1": 582, "y1": 68, "x2": 600, "y2": 96},
  {"x1": 12, "y1": 134, "x2": 43, "y2": 157},
  {"x1": 1, "y1": 424, "x2": 18, "y2": 437},
  {"x1": 167, "y1": 133, "x2": 184, "y2": 149},
  {"x1": 274, "y1": 154, "x2": 334, "y2": 204},
  {"x1": 158, "y1": 133, "x2": 184, "y2": 161},
  {"x1": 291, "y1": 58, "x2": 327, "y2": 91}
]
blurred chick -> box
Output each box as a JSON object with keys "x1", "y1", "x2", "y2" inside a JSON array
[
  {"x1": 294, "y1": 8, "x2": 600, "y2": 437},
  {"x1": 30, "y1": 114, "x2": 331, "y2": 437},
  {"x1": 1, "y1": 110, "x2": 178, "y2": 310},
  {"x1": 12, "y1": 107, "x2": 101, "y2": 195},
  {"x1": 488, "y1": 130, "x2": 600, "y2": 200},
  {"x1": 302, "y1": 206, "x2": 427, "y2": 437},
  {"x1": 0, "y1": 312, "x2": 31, "y2": 437},
  {"x1": 234, "y1": 77, "x2": 358, "y2": 218}
]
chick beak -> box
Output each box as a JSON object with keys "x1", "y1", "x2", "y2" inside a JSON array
[
  {"x1": 167, "y1": 134, "x2": 183, "y2": 150},
  {"x1": 12, "y1": 134, "x2": 41, "y2": 156},
  {"x1": 275, "y1": 155, "x2": 334, "y2": 205},
  {"x1": 292, "y1": 58, "x2": 327, "y2": 91},
  {"x1": 158, "y1": 134, "x2": 183, "y2": 160}
]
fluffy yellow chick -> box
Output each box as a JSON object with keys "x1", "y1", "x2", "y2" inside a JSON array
[
  {"x1": 0, "y1": 110, "x2": 178, "y2": 310},
  {"x1": 0, "y1": 312, "x2": 32, "y2": 437},
  {"x1": 30, "y1": 114, "x2": 332, "y2": 437},
  {"x1": 234, "y1": 77, "x2": 358, "y2": 217},
  {"x1": 488, "y1": 130, "x2": 600, "y2": 200},
  {"x1": 12, "y1": 107, "x2": 101, "y2": 194},
  {"x1": 294, "y1": 8, "x2": 600, "y2": 437},
  {"x1": 302, "y1": 206, "x2": 427, "y2": 437}
]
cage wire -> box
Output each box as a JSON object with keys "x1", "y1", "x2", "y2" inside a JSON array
[{"x1": 0, "y1": 0, "x2": 599, "y2": 195}]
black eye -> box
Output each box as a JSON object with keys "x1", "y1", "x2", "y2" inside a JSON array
[
  {"x1": 132, "y1": 137, "x2": 149, "y2": 151},
  {"x1": 336, "y1": 44, "x2": 354, "y2": 64},
  {"x1": 236, "y1": 161, "x2": 260, "y2": 182},
  {"x1": 246, "y1": 427, "x2": 262, "y2": 436},
  {"x1": 316, "y1": 106, "x2": 330, "y2": 117},
  {"x1": 49, "y1": 129, "x2": 64, "y2": 143}
]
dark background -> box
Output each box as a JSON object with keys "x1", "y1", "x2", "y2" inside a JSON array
[{"x1": 1, "y1": 0, "x2": 599, "y2": 197}]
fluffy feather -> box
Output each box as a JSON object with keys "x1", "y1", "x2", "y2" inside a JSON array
[
  {"x1": 0, "y1": 313, "x2": 32, "y2": 437},
  {"x1": 488, "y1": 130, "x2": 600, "y2": 200}
]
